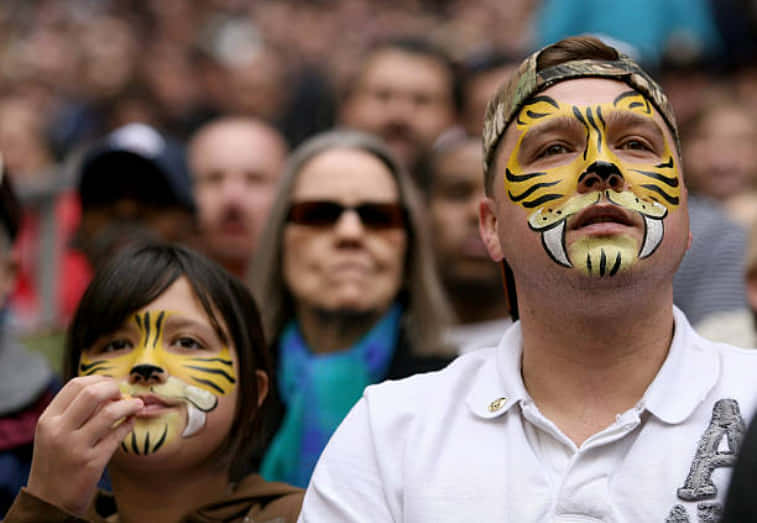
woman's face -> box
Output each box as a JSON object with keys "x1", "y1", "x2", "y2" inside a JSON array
[
  {"x1": 282, "y1": 148, "x2": 408, "y2": 315},
  {"x1": 77, "y1": 276, "x2": 239, "y2": 471}
]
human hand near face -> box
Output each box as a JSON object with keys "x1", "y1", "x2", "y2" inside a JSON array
[{"x1": 26, "y1": 375, "x2": 144, "y2": 516}]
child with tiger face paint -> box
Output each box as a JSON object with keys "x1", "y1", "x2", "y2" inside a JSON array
[
  {"x1": 77, "y1": 286, "x2": 239, "y2": 459},
  {"x1": 5, "y1": 245, "x2": 304, "y2": 522}
]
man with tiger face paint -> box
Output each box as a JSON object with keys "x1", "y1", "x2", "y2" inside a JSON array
[
  {"x1": 503, "y1": 89, "x2": 681, "y2": 277},
  {"x1": 300, "y1": 37, "x2": 757, "y2": 523}
]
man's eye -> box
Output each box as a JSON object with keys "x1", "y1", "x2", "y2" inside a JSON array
[
  {"x1": 537, "y1": 143, "x2": 571, "y2": 158},
  {"x1": 618, "y1": 139, "x2": 652, "y2": 151}
]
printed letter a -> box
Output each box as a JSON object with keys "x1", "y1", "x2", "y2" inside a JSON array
[{"x1": 677, "y1": 399, "x2": 746, "y2": 501}]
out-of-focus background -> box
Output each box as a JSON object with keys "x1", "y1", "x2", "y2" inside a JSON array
[
  {"x1": 4, "y1": 0, "x2": 757, "y2": 512},
  {"x1": 2, "y1": 0, "x2": 756, "y2": 359}
]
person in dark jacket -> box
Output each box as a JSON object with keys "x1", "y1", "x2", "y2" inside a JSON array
[
  {"x1": 250, "y1": 130, "x2": 454, "y2": 488},
  {"x1": 4, "y1": 244, "x2": 303, "y2": 522}
]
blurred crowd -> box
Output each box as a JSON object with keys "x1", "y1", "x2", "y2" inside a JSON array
[
  {"x1": 2, "y1": 0, "x2": 757, "y2": 332},
  {"x1": 2, "y1": 0, "x2": 757, "y2": 512}
]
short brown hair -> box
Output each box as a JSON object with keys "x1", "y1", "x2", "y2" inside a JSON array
[{"x1": 536, "y1": 36, "x2": 619, "y2": 69}]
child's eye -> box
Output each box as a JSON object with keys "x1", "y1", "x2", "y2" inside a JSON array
[
  {"x1": 173, "y1": 337, "x2": 205, "y2": 350},
  {"x1": 100, "y1": 339, "x2": 133, "y2": 353}
]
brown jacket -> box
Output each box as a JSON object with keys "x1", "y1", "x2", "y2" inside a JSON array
[{"x1": 3, "y1": 474, "x2": 303, "y2": 522}]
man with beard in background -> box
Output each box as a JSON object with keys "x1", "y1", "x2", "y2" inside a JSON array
[
  {"x1": 421, "y1": 132, "x2": 511, "y2": 352},
  {"x1": 339, "y1": 38, "x2": 460, "y2": 179},
  {"x1": 188, "y1": 116, "x2": 287, "y2": 278}
]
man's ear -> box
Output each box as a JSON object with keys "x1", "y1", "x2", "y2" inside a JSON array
[{"x1": 479, "y1": 197, "x2": 504, "y2": 261}]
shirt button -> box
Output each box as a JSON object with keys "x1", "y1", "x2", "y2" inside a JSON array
[{"x1": 489, "y1": 397, "x2": 507, "y2": 412}]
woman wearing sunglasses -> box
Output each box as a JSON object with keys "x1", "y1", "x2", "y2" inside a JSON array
[{"x1": 251, "y1": 130, "x2": 453, "y2": 488}]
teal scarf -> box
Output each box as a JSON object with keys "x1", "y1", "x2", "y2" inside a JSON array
[{"x1": 260, "y1": 304, "x2": 402, "y2": 487}]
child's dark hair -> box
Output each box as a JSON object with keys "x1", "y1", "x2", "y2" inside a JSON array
[{"x1": 64, "y1": 243, "x2": 272, "y2": 482}]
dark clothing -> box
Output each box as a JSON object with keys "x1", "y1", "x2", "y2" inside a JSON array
[
  {"x1": 721, "y1": 413, "x2": 757, "y2": 521},
  {"x1": 0, "y1": 385, "x2": 57, "y2": 517},
  {"x1": 3, "y1": 473, "x2": 303, "y2": 522},
  {"x1": 385, "y1": 332, "x2": 453, "y2": 379}
]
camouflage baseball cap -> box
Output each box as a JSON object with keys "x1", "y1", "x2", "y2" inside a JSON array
[{"x1": 482, "y1": 42, "x2": 680, "y2": 181}]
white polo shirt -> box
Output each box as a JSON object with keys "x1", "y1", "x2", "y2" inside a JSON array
[{"x1": 299, "y1": 307, "x2": 757, "y2": 522}]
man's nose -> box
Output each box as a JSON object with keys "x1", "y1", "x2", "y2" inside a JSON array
[
  {"x1": 129, "y1": 364, "x2": 166, "y2": 386},
  {"x1": 577, "y1": 161, "x2": 626, "y2": 193}
]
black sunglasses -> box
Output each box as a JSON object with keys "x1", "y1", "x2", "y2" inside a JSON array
[{"x1": 287, "y1": 200, "x2": 406, "y2": 229}]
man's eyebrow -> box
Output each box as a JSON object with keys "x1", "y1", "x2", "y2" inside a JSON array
[
  {"x1": 519, "y1": 115, "x2": 585, "y2": 147},
  {"x1": 603, "y1": 110, "x2": 665, "y2": 142}
]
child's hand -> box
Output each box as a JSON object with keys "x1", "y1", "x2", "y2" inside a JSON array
[{"x1": 26, "y1": 375, "x2": 144, "y2": 516}]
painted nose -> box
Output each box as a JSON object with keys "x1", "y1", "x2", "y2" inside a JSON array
[
  {"x1": 577, "y1": 161, "x2": 625, "y2": 193},
  {"x1": 129, "y1": 364, "x2": 165, "y2": 386}
]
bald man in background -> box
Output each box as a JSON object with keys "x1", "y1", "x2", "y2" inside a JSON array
[{"x1": 188, "y1": 116, "x2": 288, "y2": 278}]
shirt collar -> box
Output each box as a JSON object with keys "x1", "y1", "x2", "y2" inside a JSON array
[
  {"x1": 466, "y1": 322, "x2": 529, "y2": 419},
  {"x1": 639, "y1": 306, "x2": 719, "y2": 424},
  {"x1": 466, "y1": 307, "x2": 719, "y2": 424}
]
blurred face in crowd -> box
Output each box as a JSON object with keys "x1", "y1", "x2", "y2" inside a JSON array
[
  {"x1": 80, "y1": 15, "x2": 138, "y2": 99},
  {"x1": 684, "y1": 103, "x2": 757, "y2": 202},
  {"x1": 463, "y1": 64, "x2": 517, "y2": 136},
  {"x1": 0, "y1": 97, "x2": 53, "y2": 183},
  {"x1": 78, "y1": 157, "x2": 196, "y2": 267},
  {"x1": 340, "y1": 48, "x2": 457, "y2": 169},
  {"x1": 429, "y1": 140, "x2": 500, "y2": 291},
  {"x1": 189, "y1": 119, "x2": 286, "y2": 273},
  {"x1": 225, "y1": 49, "x2": 287, "y2": 122},
  {"x1": 79, "y1": 200, "x2": 194, "y2": 268},
  {"x1": 283, "y1": 148, "x2": 407, "y2": 316}
]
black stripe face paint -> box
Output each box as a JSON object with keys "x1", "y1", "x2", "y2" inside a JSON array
[{"x1": 502, "y1": 89, "x2": 681, "y2": 278}]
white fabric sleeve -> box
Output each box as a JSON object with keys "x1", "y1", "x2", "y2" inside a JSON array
[{"x1": 298, "y1": 397, "x2": 396, "y2": 522}]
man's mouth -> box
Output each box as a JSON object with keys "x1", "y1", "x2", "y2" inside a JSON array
[
  {"x1": 569, "y1": 204, "x2": 637, "y2": 231},
  {"x1": 535, "y1": 190, "x2": 667, "y2": 269}
]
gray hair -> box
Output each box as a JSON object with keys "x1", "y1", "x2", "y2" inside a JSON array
[{"x1": 249, "y1": 129, "x2": 453, "y2": 356}]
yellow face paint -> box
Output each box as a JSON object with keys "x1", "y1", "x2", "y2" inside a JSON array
[
  {"x1": 505, "y1": 90, "x2": 680, "y2": 276},
  {"x1": 79, "y1": 310, "x2": 237, "y2": 456}
]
